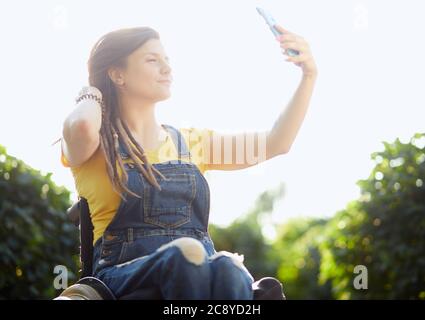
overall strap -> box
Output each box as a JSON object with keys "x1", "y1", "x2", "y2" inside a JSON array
[
  {"x1": 118, "y1": 139, "x2": 130, "y2": 159},
  {"x1": 162, "y1": 124, "x2": 192, "y2": 160}
]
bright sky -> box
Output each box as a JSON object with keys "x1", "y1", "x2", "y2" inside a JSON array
[{"x1": 1, "y1": 0, "x2": 424, "y2": 231}]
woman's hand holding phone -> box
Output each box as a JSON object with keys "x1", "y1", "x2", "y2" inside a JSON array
[
  {"x1": 273, "y1": 24, "x2": 318, "y2": 77},
  {"x1": 256, "y1": 7, "x2": 317, "y2": 77}
]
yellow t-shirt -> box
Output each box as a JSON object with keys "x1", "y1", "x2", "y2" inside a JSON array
[{"x1": 61, "y1": 127, "x2": 214, "y2": 245}]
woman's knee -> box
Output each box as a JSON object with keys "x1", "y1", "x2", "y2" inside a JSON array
[
  {"x1": 156, "y1": 237, "x2": 208, "y2": 266},
  {"x1": 209, "y1": 251, "x2": 254, "y2": 283}
]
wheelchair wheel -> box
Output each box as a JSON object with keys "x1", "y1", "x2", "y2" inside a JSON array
[{"x1": 54, "y1": 277, "x2": 116, "y2": 300}]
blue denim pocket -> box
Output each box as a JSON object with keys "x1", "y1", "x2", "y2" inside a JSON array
[
  {"x1": 143, "y1": 172, "x2": 196, "y2": 228},
  {"x1": 99, "y1": 233, "x2": 128, "y2": 267}
]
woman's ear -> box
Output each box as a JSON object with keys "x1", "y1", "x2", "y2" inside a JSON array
[{"x1": 107, "y1": 67, "x2": 125, "y2": 86}]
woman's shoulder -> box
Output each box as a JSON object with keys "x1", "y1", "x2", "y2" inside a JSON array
[
  {"x1": 60, "y1": 141, "x2": 104, "y2": 175},
  {"x1": 61, "y1": 141, "x2": 112, "y2": 201}
]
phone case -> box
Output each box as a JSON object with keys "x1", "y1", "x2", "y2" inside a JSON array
[{"x1": 256, "y1": 7, "x2": 300, "y2": 57}]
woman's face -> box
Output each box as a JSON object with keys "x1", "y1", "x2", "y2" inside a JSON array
[{"x1": 112, "y1": 38, "x2": 173, "y2": 102}]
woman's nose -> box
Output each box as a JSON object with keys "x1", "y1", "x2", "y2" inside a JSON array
[{"x1": 161, "y1": 63, "x2": 172, "y2": 74}]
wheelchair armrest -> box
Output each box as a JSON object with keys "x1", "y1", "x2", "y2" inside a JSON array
[
  {"x1": 67, "y1": 201, "x2": 81, "y2": 227},
  {"x1": 252, "y1": 277, "x2": 286, "y2": 300}
]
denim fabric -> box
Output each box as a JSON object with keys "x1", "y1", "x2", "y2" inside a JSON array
[{"x1": 92, "y1": 124, "x2": 254, "y2": 299}]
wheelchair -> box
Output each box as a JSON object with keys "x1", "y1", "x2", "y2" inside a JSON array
[{"x1": 55, "y1": 197, "x2": 286, "y2": 300}]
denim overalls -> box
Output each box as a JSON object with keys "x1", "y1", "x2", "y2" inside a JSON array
[{"x1": 92, "y1": 124, "x2": 254, "y2": 299}]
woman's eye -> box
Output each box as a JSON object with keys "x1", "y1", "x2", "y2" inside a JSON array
[{"x1": 148, "y1": 59, "x2": 157, "y2": 62}]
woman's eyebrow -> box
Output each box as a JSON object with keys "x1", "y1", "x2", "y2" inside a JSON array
[{"x1": 143, "y1": 52, "x2": 169, "y2": 61}]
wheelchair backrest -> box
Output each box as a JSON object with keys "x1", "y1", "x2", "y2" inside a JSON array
[{"x1": 67, "y1": 197, "x2": 94, "y2": 278}]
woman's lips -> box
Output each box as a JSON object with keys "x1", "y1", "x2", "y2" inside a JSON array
[{"x1": 158, "y1": 80, "x2": 171, "y2": 86}]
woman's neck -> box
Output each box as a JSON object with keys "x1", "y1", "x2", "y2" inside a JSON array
[{"x1": 118, "y1": 96, "x2": 165, "y2": 150}]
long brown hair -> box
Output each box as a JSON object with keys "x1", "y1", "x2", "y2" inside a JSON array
[{"x1": 52, "y1": 26, "x2": 167, "y2": 201}]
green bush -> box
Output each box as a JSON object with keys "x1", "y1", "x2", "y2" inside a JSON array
[
  {"x1": 274, "y1": 218, "x2": 333, "y2": 299},
  {"x1": 319, "y1": 134, "x2": 425, "y2": 299},
  {"x1": 0, "y1": 145, "x2": 79, "y2": 299}
]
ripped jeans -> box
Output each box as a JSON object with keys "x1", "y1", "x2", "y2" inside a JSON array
[{"x1": 92, "y1": 236, "x2": 255, "y2": 300}]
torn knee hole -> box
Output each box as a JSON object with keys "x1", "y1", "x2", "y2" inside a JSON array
[{"x1": 157, "y1": 237, "x2": 207, "y2": 266}]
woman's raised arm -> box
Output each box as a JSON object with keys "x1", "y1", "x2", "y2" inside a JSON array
[
  {"x1": 204, "y1": 25, "x2": 318, "y2": 171},
  {"x1": 61, "y1": 86, "x2": 103, "y2": 167}
]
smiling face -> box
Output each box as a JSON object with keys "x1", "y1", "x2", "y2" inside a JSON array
[{"x1": 108, "y1": 38, "x2": 173, "y2": 102}]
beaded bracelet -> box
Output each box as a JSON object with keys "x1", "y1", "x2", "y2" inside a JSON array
[
  {"x1": 75, "y1": 93, "x2": 103, "y2": 105},
  {"x1": 75, "y1": 93, "x2": 105, "y2": 118}
]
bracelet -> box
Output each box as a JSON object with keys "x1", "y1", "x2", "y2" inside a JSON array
[
  {"x1": 75, "y1": 93, "x2": 103, "y2": 105},
  {"x1": 77, "y1": 85, "x2": 103, "y2": 100},
  {"x1": 75, "y1": 93, "x2": 106, "y2": 119}
]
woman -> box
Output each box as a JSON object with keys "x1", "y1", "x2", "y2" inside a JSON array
[{"x1": 58, "y1": 25, "x2": 317, "y2": 299}]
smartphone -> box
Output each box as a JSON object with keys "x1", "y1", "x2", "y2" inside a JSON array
[{"x1": 256, "y1": 7, "x2": 300, "y2": 57}]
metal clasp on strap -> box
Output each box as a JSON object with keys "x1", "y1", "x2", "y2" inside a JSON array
[{"x1": 127, "y1": 228, "x2": 134, "y2": 242}]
